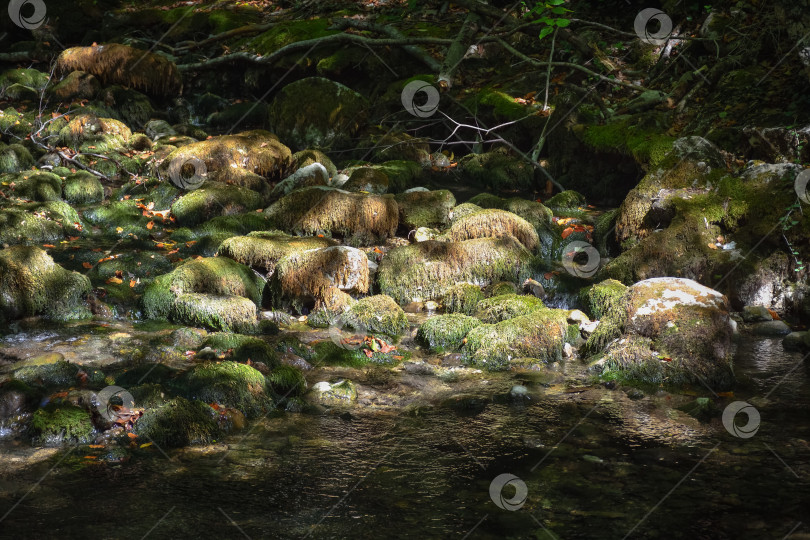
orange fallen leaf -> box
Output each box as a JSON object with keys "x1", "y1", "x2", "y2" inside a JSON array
[
  {"x1": 106, "y1": 277, "x2": 123, "y2": 284},
  {"x1": 707, "y1": 243, "x2": 718, "y2": 250},
  {"x1": 68, "y1": 236, "x2": 80, "y2": 241},
  {"x1": 561, "y1": 227, "x2": 574, "y2": 239},
  {"x1": 363, "y1": 349, "x2": 373, "y2": 358},
  {"x1": 147, "y1": 221, "x2": 154, "y2": 230},
  {"x1": 129, "y1": 279, "x2": 137, "y2": 288},
  {"x1": 83, "y1": 455, "x2": 98, "y2": 460},
  {"x1": 717, "y1": 391, "x2": 734, "y2": 398},
  {"x1": 767, "y1": 309, "x2": 780, "y2": 320},
  {"x1": 42, "y1": 244, "x2": 55, "y2": 248},
  {"x1": 544, "y1": 272, "x2": 555, "y2": 280},
  {"x1": 127, "y1": 432, "x2": 138, "y2": 440},
  {"x1": 82, "y1": 262, "x2": 93, "y2": 269}
]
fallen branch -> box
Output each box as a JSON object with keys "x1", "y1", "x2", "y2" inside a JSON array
[{"x1": 331, "y1": 19, "x2": 442, "y2": 71}]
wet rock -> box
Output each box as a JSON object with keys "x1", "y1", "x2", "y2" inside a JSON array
[
  {"x1": 268, "y1": 77, "x2": 368, "y2": 151},
  {"x1": 177, "y1": 361, "x2": 271, "y2": 417},
  {"x1": 782, "y1": 332, "x2": 810, "y2": 352},
  {"x1": 134, "y1": 397, "x2": 221, "y2": 448},
  {"x1": 441, "y1": 283, "x2": 484, "y2": 316},
  {"x1": 290, "y1": 149, "x2": 337, "y2": 179},
  {"x1": 342, "y1": 167, "x2": 389, "y2": 194},
  {"x1": 309, "y1": 380, "x2": 357, "y2": 406},
  {"x1": 749, "y1": 320, "x2": 791, "y2": 336},
  {"x1": 742, "y1": 305, "x2": 773, "y2": 322},
  {"x1": 475, "y1": 293, "x2": 545, "y2": 323},
  {"x1": 0, "y1": 247, "x2": 91, "y2": 322},
  {"x1": 586, "y1": 277, "x2": 735, "y2": 389},
  {"x1": 580, "y1": 279, "x2": 629, "y2": 320}
]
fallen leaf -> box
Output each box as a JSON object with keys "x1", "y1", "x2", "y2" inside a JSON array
[
  {"x1": 129, "y1": 279, "x2": 137, "y2": 288},
  {"x1": 42, "y1": 244, "x2": 55, "y2": 248},
  {"x1": 139, "y1": 442, "x2": 153, "y2": 449},
  {"x1": 106, "y1": 277, "x2": 123, "y2": 284},
  {"x1": 83, "y1": 455, "x2": 98, "y2": 460},
  {"x1": 561, "y1": 227, "x2": 574, "y2": 239},
  {"x1": 88, "y1": 444, "x2": 105, "y2": 449},
  {"x1": 127, "y1": 432, "x2": 138, "y2": 440},
  {"x1": 147, "y1": 221, "x2": 154, "y2": 230},
  {"x1": 707, "y1": 243, "x2": 718, "y2": 250},
  {"x1": 82, "y1": 262, "x2": 93, "y2": 269}
]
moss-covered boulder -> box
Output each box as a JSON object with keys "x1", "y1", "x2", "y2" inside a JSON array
[
  {"x1": 170, "y1": 183, "x2": 265, "y2": 226},
  {"x1": 269, "y1": 162, "x2": 329, "y2": 200},
  {"x1": 63, "y1": 171, "x2": 104, "y2": 204},
  {"x1": 82, "y1": 199, "x2": 152, "y2": 238},
  {"x1": 6, "y1": 171, "x2": 63, "y2": 202},
  {"x1": 218, "y1": 231, "x2": 337, "y2": 276},
  {"x1": 31, "y1": 404, "x2": 95, "y2": 445},
  {"x1": 545, "y1": 190, "x2": 586, "y2": 210},
  {"x1": 11, "y1": 353, "x2": 80, "y2": 388},
  {"x1": 59, "y1": 113, "x2": 132, "y2": 153},
  {"x1": 0, "y1": 142, "x2": 35, "y2": 173},
  {"x1": 441, "y1": 283, "x2": 484, "y2": 315},
  {"x1": 264, "y1": 186, "x2": 398, "y2": 244},
  {"x1": 0, "y1": 200, "x2": 83, "y2": 245},
  {"x1": 267, "y1": 246, "x2": 369, "y2": 312},
  {"x1": 395, "y1": 189, "x2": 456, "y2": 229},
  {"x1": 342, "y1": 295, "x2": 408, "y2": 338},
  {"x1": 586, "y1": 277, "x2": 735, "y2": 389},
  {"x1": 450, "y1": 202, "x2": 483, "y2": 223},
  {"x1": 417, "y1": 314, "x2": 482, "y2": 352},
  {"x1": 580, "y1": 279, "x2": 628, "y2": 320},
  {"x1": 56, "y1": 44, "x2": 182, "y2": 97},
  {"x1": 0, "y1": 68, "x2": 49, "y2": 98},
  {"x1": 158, "y1": 130, "x2": 292, "y2": 186},
  {"x1": 342, "y1": 167, "x2": 389, "y2": 194},
  {"x1": 48, "y1": 70, "x2": 100, "y2": 102},
  {"x1": 0, "y1": 247, "x2": 90, "y2": 322},
  {"x1": 268, "y1": 77, "x2": 368, "y2": 151},
  {"x1": 143, "y1": 257, "x2": 264, "y2": 333},
  {"x1": 462, "y1": 308, "x2": 570, "y2": 370},
  {"x1": 308, "y1": 379, "x2": 357, "y2": 407},
  {"x1": 447, "y1": 209, "x2": 540, "y2": 252},
  {"x1": 134, "y1": 397, "x2": 220, "y2": 448},
  {"x1": 377, "y1": 237, "x2": 535, "y2": 304},
  {"x1": 465, "y1": 194, "x2": 553, "y2": 231},
  {"x1": 290, "y1": 149, "x2": 337, "y2": 179},
  {"x1": 474, "y1": 293, "x2": 545, "y2": 323},
  {"x1": 178, "y1": 361, "x2": 271, "y2": 417}
]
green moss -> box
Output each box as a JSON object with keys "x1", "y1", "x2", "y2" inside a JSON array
[
  {"x1": 459, "y1": 151, "x2": 534, "y2": 192},
  {"x1": 441, "y1": 283, "x2": 484, "y2": 315},
  {"x1": 463, "y1": 88, "x2": 536, "y2": 121},
  {"x1": 63, "y1": 171, "x2": 104, "y2": 204},
  {"x1": 178, "y1": 361, "x2": 270, "y2": 417},
  {"x1": 31, "y1": 404, "x2": 94, "y2": 444},
  {"x1": 248, "y1": 19, "x2": 338, "y2": 55},
  {"x1": 134, "y1": 397, "x2": 220, "y2": 448},
  {"x1": 12, "y1": 354, "x2": 79, "y2": 388},
  {"x1": 584, "y1": 292, "x2": 630, "y2": 356},
  {"x1": 374, "y1": 161, "x2": 422, "y2": 193},
  {"x1": 545, "y1": 190, "x2": 586, "y2": 210},
  {"x1": 202, "y1": 333, "x2": 279, "y2": 367},
  {"x1": 580, "y1": 119, "x2": 676, "y2": 167},
  {"x1": 463, "y1": 308, "x2": 569, "y2": 370},
  {"x1": 417, "y1": 314, "x2": 481, "y2": 352},
  {"x1": 474, "y1": 293, "x2": 545, "y2": 323},
  {"x1": 171, "y1": 183, "x2": 265, "y2": 227},
  {"x1": 0, "y1": 68, "x2": 49, "y2": 96},
  {"x1": 267, "y1": 365, "x2": 307, "y2": 399},
  {"x1": 83, "y1": 200, "x2": 152, "y2": 238},
  {"x1": 451, "y1": 202, "x2": 484, "y2": 223},
  {"x1": 580, "y1": 279, "x2": 628, "y2": 320},
  {"x1": 0, "y1": 143, "x2": 34, "y2": 173},
  {"x1": 395, "y1": 189, "x2": 456, "y2": 229},
  {"x1": 172, "y1": 293, "x2": 258, "y2": 334},
  {"x1": 0, "y1": 247, "x2": 91, "y2": 322},
  {"x1": 502, "y1": 198, "x2": 553, "y2": 229},
  {"x1": 342, "y1": 295, "x2": 408, "y2": 338},
  {"x1": 447, "y1": 208, "x2": 540, "y2": 252},
  {"x1": 6, "y1": 171, "x2": 62, "y2": 202},
  {"x1": 467, "y1": 194, "x2": 504, "y2": 209},
  {"x1": 143, "y1": 256, "x2": 264, "y2": 327},
  {"x1": 377, "y1": 237, "x2": 535, "y2": 304},
  {"x1": 342, "y1": 167, "x2": 389, "y2": 194}
]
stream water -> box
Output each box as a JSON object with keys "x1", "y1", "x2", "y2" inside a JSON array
[{"x1": 0, "y1": 329, "x2": 808, "y2": 539}]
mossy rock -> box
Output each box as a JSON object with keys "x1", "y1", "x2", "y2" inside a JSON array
[
  {"x1": 441, "y1": 283, "x2": 484, "y2": 315},
  {"x1": 267, "y1": 77, "x2": 368, "y2": 151},
  {"x1": 0, "y1": 68, "x2": 50, "y2": 97},
  {"x1": 290, "y1": 149, "x2": 338, "y2": 179},
  {"x1": 342, "y1": 295, "x2": 408, "y2": 338},
  {"x1": 59, "y1": 114, "x2": 132, "y2": 153},
  {"x1": 450, "y1": 202, "x2": 483, "y2": 223},
  {"x1": 395, "y1": 189, "x2": 456, "y2": 229},
  {"x1": 0, "y1": 247, "x2": 91, "y2": 322},
  {"x1": 170, "y1": 183, "x2": 265, "y2": 227},
  {"x1": 373, "y1": 161, "x2": 423, "y2": 193},
  {"x1": 265, "y1": 186, "x2": 398, "y2": 243},
  {"x1": 63, "y1": 171, "x2": 104, "y2": 204},
  {"x1": 218, "y1": 231, "x2": 337, "y2": 275},
  {"x1": 267, "y1": 365, "x2": 307, "y2": 400},
  {"x1": 488, "y1": 281, "x2": 519, "y2": 297},
  {"x1": 417, "y1": 314, "x2": 481, "y2": 352},
  {"x1": 48, "y1": 71, "x2": 100, "y2": 102},
  {"x1": 178, "y1": 361, "x2": 271, "y2": 417},
  {"x1": 0, "y1": 199, "x2": 85, "y2": 244},
  {"x1": 377, "y1": 237, "x2": 535, "y2": 304},
  {"x1": 578, "y1": 117, "x2": 676, "y2": 167},
  {"x1": 0, "y1": 142, "x2": 35, "y2": 173},
  {"x1": 248, "y1": 19, "x2": 338, "y2": 56},
  {"x1": 269, "y1": 163, "x2": 330, "y2": 201},
  {"x1": 99, "y1": 86, "x2": 154, "y2": 129},
  {"x1": 268, "y1": 246, "x2": 369, "y2": 313},
  {"x1": 447, "y1": 209, "x2": 539, "y2": 252},
  {"x1": 474, "y1": 294, "x2": 545, "y2": 323},
  {"x1": 31, "y1": 404, "x2": 95, "y2": 445},
  {"x1": 179, "y1": 212, "x2": 277, "y2": 256},
  {"x1": 143, "y1": 256, "x2": 264, "y2": 332},
  {"x1": 368, "y1": 131, "x2": 430, "y2": 164},
  {"x1": 463, "y1": 308, "x2": 569, "y2": 370},
  {"x1": 458, "y1": 150, "x2": 534, "y2": 192},
  {"x1": 12, "y1": 353, "x2": 80, "y2": 388},
  {"x1": 465, "y1": 194, "x2": 553, "y2": 231},
  {"x1": 134, "y1": 397, "x2": 220, "y2": 447},
  {"x1": 580, "y1": 279, "x2": 628, "y2": 320},
  {"x1": 56, "y1": 44, "x2": 182, "y2": 97},
  {"x1": 309, "y1": 379, "x2": 357, "y2": 407},
  {"x1": 201, "y1": 333, "x2": 279, "y2": 368},
  {"x1": 83, "y1": 199, "x2": 152, "y2": 238},
  {"x1": 545, "y1": 190, "x2": 586, "y2": 210},
  {"x1": 158, "y1": 130, "x2": 292, "y2": 184},
  {"x1": 7, "y1": 171, "x2": 63, "y2": 202},
  {"x1": 342, "y1": 167, "x2": 389, "y2": 194}
]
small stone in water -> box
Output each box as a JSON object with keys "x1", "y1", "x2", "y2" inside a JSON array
[{"x1": 510, "y1": 385, "x2": 528, "y2": 397}]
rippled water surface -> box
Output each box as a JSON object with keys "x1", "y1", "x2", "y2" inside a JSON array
[{"x1": 1, "y1": 335, "x2": 808, "y2": 539}]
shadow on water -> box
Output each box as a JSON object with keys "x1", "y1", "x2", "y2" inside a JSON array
[{"x1": 0, "y1": 336, "x2": 808, "y2": 539}]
